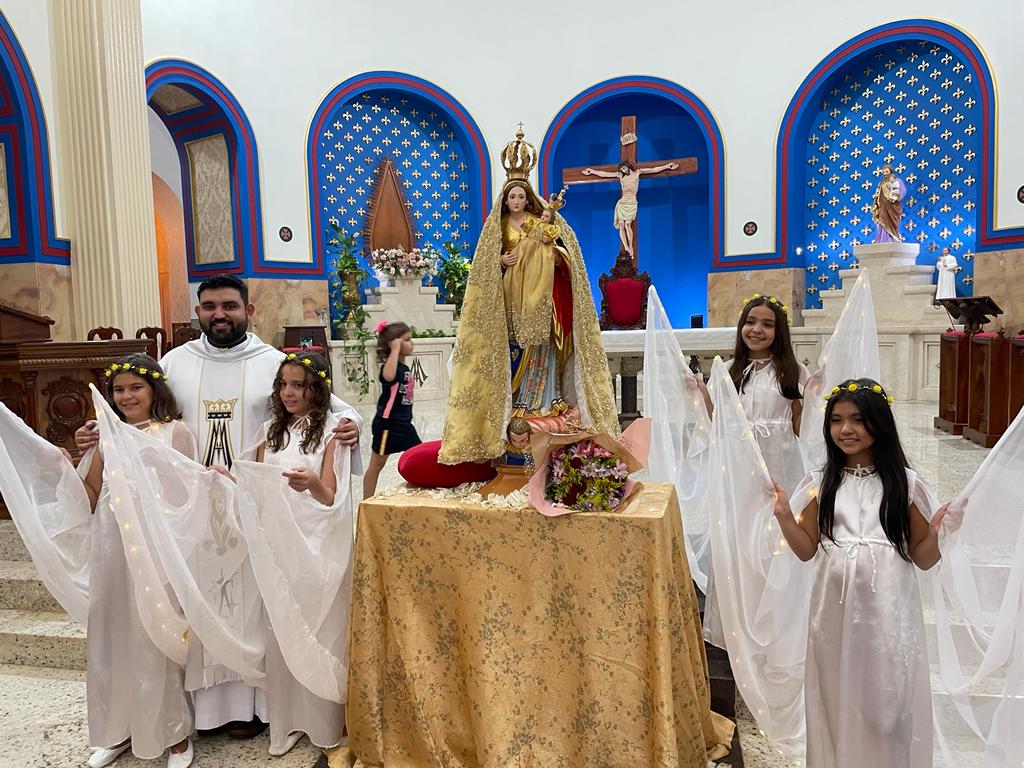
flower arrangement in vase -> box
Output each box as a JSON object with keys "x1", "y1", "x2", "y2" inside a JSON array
[{"x1": 369, "y1": 245, "x2": 438, "y2": 283}]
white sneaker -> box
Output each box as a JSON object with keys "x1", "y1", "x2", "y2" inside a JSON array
[
  {"x1": 166, "y1": 740, "x2": 193, "y2": 768},
  {"x1": 268, "y1": 730, "x2": 304, "y2": 756},
  {"x1": 87, "y1": 743, "x2": 130, "y2": 768}
]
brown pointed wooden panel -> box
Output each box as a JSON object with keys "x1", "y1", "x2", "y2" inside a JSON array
[{"x1": 365, "y1": 157, "x2": 417, "y2": 253}]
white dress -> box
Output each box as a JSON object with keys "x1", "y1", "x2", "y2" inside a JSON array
[
  {"x1": 87, "y1": 420, "x2": 194, "y2": 759},
  {"x1": 800, "y1": 468, "x2": 936, "y2": 768},
  {"x1": 732, "y1": 358, "x2": 810, "y2": 496},
  {"x1": 256, "y1": 416, "x2": 347, "y2": 751}
]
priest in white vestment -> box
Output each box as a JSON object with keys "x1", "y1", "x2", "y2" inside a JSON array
[{"x1": 161, "y1": 275, "x2": 362, "y2": 736}]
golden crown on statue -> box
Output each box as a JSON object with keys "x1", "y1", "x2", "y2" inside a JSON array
[{"x1": 501, "y1": 123, "x2": 538, "y2": 181}]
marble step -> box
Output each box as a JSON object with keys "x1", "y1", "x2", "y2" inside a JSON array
[
  {"x1": 0, "y1": 608, "x2": 86, "y2": 670},
  {"x1": 0, "y1": 521, "x2": 29, "y2": 561},
  {"x1": 0, "y1": 560, "x2": 64, "y2": 612}
]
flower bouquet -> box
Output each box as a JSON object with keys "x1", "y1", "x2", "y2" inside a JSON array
[
  {"x1": 527, "y1": 418, "x2": 651, "y2": 517},
  {"x1": 369, "y1": 246, "x2": 438, "y2": 281}
]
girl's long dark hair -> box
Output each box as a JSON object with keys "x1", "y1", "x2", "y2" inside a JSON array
[
  {"x1": 105, "y1": 353, "x2": 181, "y2": 423},
  {"x1": 729, "y1": 296, "x2": 802, "y2": 399},
  {"x1": 818, "y1": 378, "x2": 912, "y2": 561},
  {"x1": 376, "y1": 322, "x2": 411, "y2": 363},
  {"x1": 266, "y1": 352, "x2": 331, "y2": 454}
]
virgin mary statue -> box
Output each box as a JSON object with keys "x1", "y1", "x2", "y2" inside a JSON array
[{"x1": 438, "y1": 127, "x2": 617, "y2": 465}]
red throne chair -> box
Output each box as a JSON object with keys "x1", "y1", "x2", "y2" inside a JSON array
[{"x1": 598, "y1": 250, "x2": 651, "y2": 330}]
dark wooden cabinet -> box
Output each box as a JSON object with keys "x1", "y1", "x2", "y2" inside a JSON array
[
  {"x1": 1009, "y1": 336, "x2": 1024, "y2": 428},
  {"x1": 934, "y1": 332, "x2": 971, "y2": 435},
  {"x1": 963, "y1": 332, "x2": 1010, "y2": 448}
]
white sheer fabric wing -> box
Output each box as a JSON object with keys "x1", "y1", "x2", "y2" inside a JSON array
[
  {"x1": 799, "y1": 268, "x2": 881, "y2": 474},
  {"x1": 929, "y1": 405, "x2": 1024, "y2": 766},
  {"x1": 91, "y1": 388, "x2": 266, "y2": 685},
  {"x1": 642, "y1": 286, "x2": 713, "y2": 590},
  {"x1": 233, "y1": 431, "x2": 354, "y2": 704},
  {"x1": 0, "y1": 403, "x2": 91, "y2": 624},
  {"x1": 703, "y1": 357, "x2": 812, "y2": 761}
]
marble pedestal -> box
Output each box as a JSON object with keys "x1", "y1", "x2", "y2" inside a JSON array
[{"x1": 364, "y1": 278, "x2": 457, "y2": 335}]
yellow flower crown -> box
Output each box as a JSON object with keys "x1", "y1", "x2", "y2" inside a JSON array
[
  {"x1": 744, "y1": 293, "x2": 792, "y2": 325},
  {"x1": 823, "y1": 381, "x2": 895, "y2": 406},
  {"x1": 105, "y1": 362, "x2": 167, "y2": 381},
  {"x1": 285, "y1": 353, "x2": 332, "y2": 387}
]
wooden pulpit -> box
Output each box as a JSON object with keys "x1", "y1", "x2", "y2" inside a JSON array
[
  {"x1": 963, "y1": 332, "x2": 1010, "y2": 448},
  {"x1": 0, "y1": 304, "x2": 55, "y2": 341},
  {"x1": 933, "y1": 332, "x2": 970, "y2": 435},
  {"x1": 1009, "y1": 335, "x2": 1024, "y2": 427},
  {"x1": 934, "y1": 296, "x2": 1003, "y2": 441}
]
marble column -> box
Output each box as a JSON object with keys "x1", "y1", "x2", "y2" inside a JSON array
[{"x1": 50, "y1": 0, "x2": 160, "y2": 336}]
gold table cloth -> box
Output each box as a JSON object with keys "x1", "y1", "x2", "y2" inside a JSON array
[{"x1": 338, "y1": 482, "x2": 733, "y2": 768}]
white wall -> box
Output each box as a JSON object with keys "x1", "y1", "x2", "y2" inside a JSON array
[
  {"x1": 4, "y1": 0, "x2": 1024, "y2": 260},
  {"x1": 147, "y1": 107, "x2": 182, "y2": 202}
]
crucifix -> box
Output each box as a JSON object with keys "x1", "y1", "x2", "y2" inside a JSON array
[{"x1": 561, "y1": 116, "x2": 697, "y2": 266}]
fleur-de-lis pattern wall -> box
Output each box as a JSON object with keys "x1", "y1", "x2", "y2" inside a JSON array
[
  {"x1": 801, "y1": 40, "x2": 981, "y2": 307},
  {"x1": 313, "y1": 90, "x2": 477, "y2": 250}
]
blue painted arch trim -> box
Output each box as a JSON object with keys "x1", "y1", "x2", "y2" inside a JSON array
[
  {"x1": 775, "y1": 19, "x2": 1013, "y2": 263},
  {"x1": 146, "y1": 60, "x2": 267, "y2": 278},
  {"x1": 0, "y1": 10, "x2": 70, "y2": 264},
  {"x1": 538, "y1": 75, "x2": 727, "y2": 266},
  {"x1": 306, "y1": 71, "x2": 491, "y2": 273}
]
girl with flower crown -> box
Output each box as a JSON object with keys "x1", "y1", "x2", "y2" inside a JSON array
[
  {"x1": 225, "y1": 350, "x2": 353, "y2": 756},
  {"x1": 720, "y1": 294, "x2": 809, "y2": 496},
  {"x1": 773, "y1": 378, "x2": 946, "y2": 767},
  {"x1": 79, "y1": 354, "x2": 197, "y2": 767},
  {"x1": 0, "y1": 353, "x2": 197, "y2": 768},
  {"x1": 363, "y1": 320, "x2": 421, "y2": 498}
]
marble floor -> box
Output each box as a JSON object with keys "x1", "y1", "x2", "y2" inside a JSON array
[{"x1": 0, "y1": 400, "x2": 991, "y2": 768}]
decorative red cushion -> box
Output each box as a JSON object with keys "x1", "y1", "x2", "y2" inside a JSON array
[
  {"x1": 397, "y1": 440, "x2": 497, "y2": 488},
  {"x1": 604, "y1": 277, "x2": 646, "y2": 326}
]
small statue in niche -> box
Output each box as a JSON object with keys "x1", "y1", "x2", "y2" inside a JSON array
[
  {"x1": 871, "y1": 165, "x2": 907, "y2": 243},
  {"x1": 935, "y1": 246, "x2": 961, "y2": 301}
]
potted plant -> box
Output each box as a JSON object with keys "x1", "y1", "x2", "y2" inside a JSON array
[
  {"x1": 326, "y1": 224, "x2": 372, "y2": 395},
  {"x1": 326, "y1": 223, "x2": 368, "y2": 314},
  {"x1": 436, "y1": 240, "x2": 470, "y2": 317}
]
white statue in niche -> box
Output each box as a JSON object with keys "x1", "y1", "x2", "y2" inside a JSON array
[{"x1": 935, "y1": 246, "x2": 960, "y2": 300}]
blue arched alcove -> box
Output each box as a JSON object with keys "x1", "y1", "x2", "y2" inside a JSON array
[{"x1": 541, "y1": 78, "x2": 720, "y2": 325}]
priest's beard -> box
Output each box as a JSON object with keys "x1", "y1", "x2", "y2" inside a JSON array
[{"x1": 201, "y1": 317, "x2": 249, "y2": 348}]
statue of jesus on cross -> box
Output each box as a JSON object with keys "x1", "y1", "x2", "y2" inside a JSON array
[
  {"x1": 562, "y1": 116, "x2": 697, "y2": 267},
  {"x1": 581, "y1": 158, "x2": 679, "y2": 257}
]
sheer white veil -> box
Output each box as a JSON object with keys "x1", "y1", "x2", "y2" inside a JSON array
[
  {"x1": 642, "y1": 286, "x2": 713, "y2": 590},
  {"x1": 0, "y1": 402, "x2": 91, "y2": 624},
  {"x1": 799, "y1": 268, "x2": 881, "y2": 473}
]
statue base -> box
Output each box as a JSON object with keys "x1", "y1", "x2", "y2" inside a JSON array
[{"x1": 478, "y1": 461, "x2": 533, "y2": 499}]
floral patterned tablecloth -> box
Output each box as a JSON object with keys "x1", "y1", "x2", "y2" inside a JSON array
[{"x1": 333, "y1": 482, "x2": 733, "y2": 768}]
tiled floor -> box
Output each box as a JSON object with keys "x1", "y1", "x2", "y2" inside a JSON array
[{"x1": 0, "y1": 400, "x2": 991, "y2": 768}]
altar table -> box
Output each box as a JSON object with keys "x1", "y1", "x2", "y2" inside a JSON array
[{"x1": 340, "y1": 483, "x2": 733, "y2": 768}]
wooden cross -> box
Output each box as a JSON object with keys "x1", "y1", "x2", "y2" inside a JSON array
[{"x1": 561, "y1": 116, "x2": 698, "y2": 265}]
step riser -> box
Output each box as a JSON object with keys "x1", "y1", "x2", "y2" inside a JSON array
[
  {"x1": 0, "y1": 628, "x2": 86, "y2": 671},
  {"x1": 0, "y1": 577, "x2": 65, "y2": 613},
  {"x1": 0, "y1": 527, "x2": 30, "y2": 562}
]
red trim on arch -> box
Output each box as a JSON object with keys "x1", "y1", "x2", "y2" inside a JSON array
[{"x1": 148, "y1": 65, "x2": 262, "y2": 272}]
